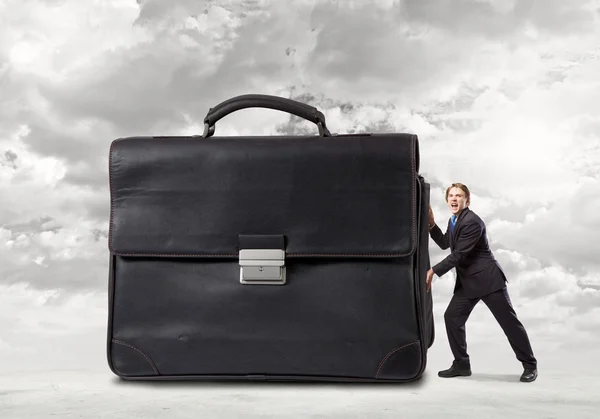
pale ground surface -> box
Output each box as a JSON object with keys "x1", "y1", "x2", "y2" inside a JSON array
[{"x1": 1, "y1": 342, "x2": 598, "y2": 419}]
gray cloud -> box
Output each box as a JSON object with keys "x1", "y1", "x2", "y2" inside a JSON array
[
  {"x1": 402, "y1": 0, "x2": 598, "y2": 37},
  {"x1": 2, "y1": 256, "x2": 108, "y2": 292},
  {"x1": 5, "y1": 0, "x2": 597, "y2": 194},
  {"x1": 4, "y1": 216, "x2": 59, "y2": 235},
  {"x1": 1, "y1": 150, "x2": 18, "y2": 169}
]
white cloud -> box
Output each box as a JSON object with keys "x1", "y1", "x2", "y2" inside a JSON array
[
  {"x1": 0, "y1": 284, "x2": 106, "y2": 338},
  {"x1": 2, "y1": 0, "x2": 146, "y2": 79}
]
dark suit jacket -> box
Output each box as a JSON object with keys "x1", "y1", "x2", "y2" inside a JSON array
[{"x1": 430, "y1": 207, "x2": 507, "y2": 299}]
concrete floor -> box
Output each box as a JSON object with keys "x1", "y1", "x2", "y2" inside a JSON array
[{"x1": 1, "y1": 363, "x2": 598, "y2": 419}]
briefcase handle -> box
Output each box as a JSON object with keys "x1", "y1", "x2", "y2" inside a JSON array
[{"x1": 202, "y1": 94, "x2": 332, "y2": 138}]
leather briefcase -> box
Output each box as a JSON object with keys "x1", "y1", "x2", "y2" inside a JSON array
[{"x1": 107, "y1": 94, "x2": 434, "y2": 382}]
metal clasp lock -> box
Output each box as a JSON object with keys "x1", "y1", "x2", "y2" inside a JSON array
[{"x1": 239, "y1": 249, "x2": 286, "y2": 285}]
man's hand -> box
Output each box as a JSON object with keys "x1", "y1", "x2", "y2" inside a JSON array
[
  {"x1": 428, "y1": 204, "x2": 435, "y2": 229},
  {"x1": 426, "y1": 268, "x2": 435, "y2": 292}
]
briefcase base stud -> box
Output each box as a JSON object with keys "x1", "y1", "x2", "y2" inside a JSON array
[{"x1": 239, "y1": 249, "x2": 286, "y2": 285}]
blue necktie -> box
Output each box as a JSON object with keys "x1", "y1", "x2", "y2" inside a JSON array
[{"x1": 451, "y1": 215, "x2": 457, "y2": 234}]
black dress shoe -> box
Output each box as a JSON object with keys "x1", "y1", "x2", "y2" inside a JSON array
[
  {"x1": 438, "y1": 361, "x2": 472, "y2": 378},
  {"x1": 520, "y1": 368, "x2": 537, "y2": 382}
]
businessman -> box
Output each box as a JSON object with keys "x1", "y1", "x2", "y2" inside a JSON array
[{"x1": 426, "y1": 183, "x2": 538, "y2": 383}]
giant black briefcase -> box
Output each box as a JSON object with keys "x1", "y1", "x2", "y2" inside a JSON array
[{"x1": 107, "y1": 94, "x2": 434, "y2": 382}]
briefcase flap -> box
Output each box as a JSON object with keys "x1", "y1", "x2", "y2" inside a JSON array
[{"x1": 108, "y1": 134, "x2": 419, "y2": 258}]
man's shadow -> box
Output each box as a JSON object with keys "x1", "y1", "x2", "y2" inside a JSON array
[{"x1": 469, "y1": 373, "x2": 520, "y2": 383}]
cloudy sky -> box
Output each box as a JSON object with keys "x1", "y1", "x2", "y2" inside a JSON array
[{"x1": 1, "y1": 0, "x2": 599, "y2": 385}]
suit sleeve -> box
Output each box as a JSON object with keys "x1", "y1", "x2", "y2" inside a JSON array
[
  {"x1": 432, "y1": 220, "x2": 483, "y2": 277},
  {"x1": 429, "y1": 223, "x2": 450, "y2": 250}
]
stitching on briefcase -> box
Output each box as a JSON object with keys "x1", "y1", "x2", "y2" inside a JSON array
[
  {"x1": 108, "y1": 135, "x2": 418, "y2": 258},
  {"x1": 112, "y1": 338, "x2": 159, "y2": 374},
  {"x1": 375, "y1": 340, "x2": 420, "y2": 379},
  {"x1": 108, "y1": 139, "x2": 117, "y2": 256}
]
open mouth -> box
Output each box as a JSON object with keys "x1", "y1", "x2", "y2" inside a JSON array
[{"x1": 451, "y1": 203, "x2": 458, "y2": 209}]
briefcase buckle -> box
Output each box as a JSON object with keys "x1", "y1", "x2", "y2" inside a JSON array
[{"x1": 239, "y1": 249, "x2": 286, "y2": 285}]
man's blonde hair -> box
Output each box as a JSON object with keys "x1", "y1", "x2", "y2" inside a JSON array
[{"x1": 445, "y1": 183, "x2": 470, "y2": 205}]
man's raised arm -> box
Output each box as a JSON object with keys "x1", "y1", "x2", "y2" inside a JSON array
[{"x1": 429, "y1": 223, "x2": 450, "y2": 250}]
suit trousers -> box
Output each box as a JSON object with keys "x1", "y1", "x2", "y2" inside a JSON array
[{"x1": 444, "y1": 284, "x2": 537, "y2": 369}]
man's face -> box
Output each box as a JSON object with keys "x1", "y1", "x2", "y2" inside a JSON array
[{"x1": 447, "y1": 187, "x2": 469, "y2": 215}]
